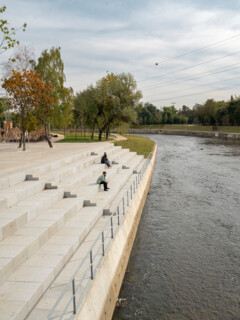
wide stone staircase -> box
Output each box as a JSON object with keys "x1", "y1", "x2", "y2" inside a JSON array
[{"x1": 0, "y1": 143, "x2": 144, "y2": 320}]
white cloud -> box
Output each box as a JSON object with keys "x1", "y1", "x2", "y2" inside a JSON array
[{"x1": 2, "y1": 0, "x2": 240, "y2": 107}]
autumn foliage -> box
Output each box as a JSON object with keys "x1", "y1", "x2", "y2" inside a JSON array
[{"x1": 2, "y1": 69, "x2": 55, "y2": 150}]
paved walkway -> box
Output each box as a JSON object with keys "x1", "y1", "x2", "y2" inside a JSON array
[{"x1": 112, "y1": 133, "x2": 127, "y2": 141}]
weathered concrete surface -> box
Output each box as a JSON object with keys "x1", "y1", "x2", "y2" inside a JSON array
[
  {"x1": 128, "y1": 128, "x2": 240, "y2": 140},
  {"x1": 75, "y1": 144, "x2": 157, "y2": 320}
]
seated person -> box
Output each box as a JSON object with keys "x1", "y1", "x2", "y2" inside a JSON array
[
  {"x1": 101, "y1": 152, "x2": 111, "y2": 168},
  {"x1": 97, "y1": 171, "x2": 109, "y2": 191}
]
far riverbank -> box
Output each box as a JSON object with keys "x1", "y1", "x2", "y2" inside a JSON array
[{"x1": 128, "y1": 128, "x2": 240, "y2": 141}]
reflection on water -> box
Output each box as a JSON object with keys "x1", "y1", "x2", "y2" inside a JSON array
[{"x1": 113, "y1": 135, "x2": 240, "y2": 320}]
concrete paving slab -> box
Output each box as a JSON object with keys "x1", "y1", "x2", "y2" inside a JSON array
[{"x1": 0, "y1": 300, "x2": 27, "y2": 320}]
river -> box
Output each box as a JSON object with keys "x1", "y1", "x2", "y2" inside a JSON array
[{"x1": 113, "y1": 134, "x2": 240, "y2": 320}]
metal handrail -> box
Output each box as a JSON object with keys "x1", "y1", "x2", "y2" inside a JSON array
[{"x1": 46, "y1": 152, "x2": 153, "y2": 320}]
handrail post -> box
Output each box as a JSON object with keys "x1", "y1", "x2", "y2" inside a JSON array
[
  {"x1": 90, "y1": 250, "x2": 93, "y2": 280},
  {"x1": 72, "y1": 279, "x2": 76, "y2": 314},
  {"x1": 117, "y1": 206, "x2": 120, "y2": 225},
  {"x1": 127, "y1": 191, "x2": 129, "y2": 206},
  {"x1": 133, "y1": 180, "x2": 135, "y2": 194},
  {"x1": 123, "y1": 197, "x2": 125, "y2": 214},
  {"x1": 111, "y1": 216, "x2": 113, "y2": 238},
  {"x1": 131, "y1": 185, "x2": 132, "y2": 199},
  {"x1": 102, "y1": 231, "x2": 105, "y2": 256}
]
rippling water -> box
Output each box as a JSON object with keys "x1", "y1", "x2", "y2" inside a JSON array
[{"x1": 113, "y1": 135, "x2": 240, "y2": 320}]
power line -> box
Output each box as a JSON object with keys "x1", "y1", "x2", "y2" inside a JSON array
[
  {"x1": 155, "y1": 33, "x2": 240, "y2": 65},
  {"x1": 147, "y1": 83, "x2": 240, "y2": 103},
  {"x1": 144, "y1": 75, "x2": 240, "y2": 99},
  {"x1": 139, "y1": 62, "x2": 240, "y2": 91},
  {"x1": 128, "y1": 33, "x2": 240, "y2": 75},
  {"x1": 138, "y1": 49, "x2": 240, "y2": 83}
]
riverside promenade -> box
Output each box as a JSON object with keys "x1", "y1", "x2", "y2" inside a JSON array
[{"x1": 0, "y1": 140, "x2": 155, "y2": 320}]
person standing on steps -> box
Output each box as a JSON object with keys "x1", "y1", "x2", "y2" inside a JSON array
[
  {"x1": 97, "y1": 171, "x2": 110, "y2": 191},
  {"x1": 101, "y1": 152, "x2": 111, "y2": 168}
]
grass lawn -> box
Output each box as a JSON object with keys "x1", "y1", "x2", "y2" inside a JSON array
[
  {"x1": 131, "y1": 124, "x2": 240, "y2": 133},
  {"x1": 114, "y1": 135, "x2": 154, "y2": 158},
  {"x1": 55, "y1": 133, "x2": 113, "y2": 143}
]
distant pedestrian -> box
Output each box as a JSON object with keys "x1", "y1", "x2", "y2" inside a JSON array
[
  {"x1": 97, "y1": 171, "x2": 109, "y2": 191},
  {"x1": 1, "y1": 128, "x2": 4, "y2": 140},
  {"x1": 101, "y1": 152, "x2": 111, "y2": 168}
]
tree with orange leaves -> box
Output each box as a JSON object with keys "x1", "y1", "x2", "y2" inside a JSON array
[
  {"x1": 2, "y1": 69, "x2": 55, "y2": 150},
  {"x1": 34, "y1": 77, "x2": 55, "y2": 148}
]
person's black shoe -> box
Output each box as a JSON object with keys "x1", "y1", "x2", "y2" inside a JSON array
[
  {"x1": 106, "y1": 187, "x2": 110, "y2": 190},
  {"x1": 104, "y1": 189, "x2": 108, "y2": 191}
]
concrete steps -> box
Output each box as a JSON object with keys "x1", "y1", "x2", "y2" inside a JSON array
[
  {"x1": 39, "y1": 144, "x2": 122, "y2": 185},
  {"x1": 0, "y1": 144, "x2": 120, "y2": 242},
  {"x1": 26, "y1": 152, "x2": 145, "y2": 320},
  {"x1": 0, "y1": 144, "x2": 144, "y2": 320},
  {"x1": 0, "y1": 143, "x2": 114, "y2": 192},
  {"x1": 0, "y1": 198, "x2": 81, "y2": 285}
]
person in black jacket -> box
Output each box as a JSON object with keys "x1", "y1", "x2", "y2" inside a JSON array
[{"x1": 101, "y1": 152, "x2": 111, "y2": 168}]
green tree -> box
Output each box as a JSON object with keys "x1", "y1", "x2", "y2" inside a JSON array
[
  {"x1": 73, "y1": 72, "x2": 142, "y2": 141},
  {"x1": 95, "y1": 73, "x2": 141, "y2": 140},
  {"x1": 74, "y1": 86, "x2": 98, "y2": 139},
  {"x1": 162, "y1": 105, "x2": 177, "y2": 124},
  {"x1": 35, "y1": 47, "x2": 72, "y2": 130},
  {"x1": 138, "y1": 103, "x2": 161, "y2": 124},
  {"x1": 227, "y1": 97, "x2": 240, "y2": 125}
]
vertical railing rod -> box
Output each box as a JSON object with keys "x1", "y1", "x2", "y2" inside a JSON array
[
  {"x1": 72, "y1": 279, "x2": 76, "y2": 314},
  {"x1": 111, "y1": 216, "x2": 113, "y2": 238},
  {"x1": 102, "y1": 231, "x2": 105, "y2": 256},
  {"x1": 90, "y1": 250, "x2": 93, "y2": 280},
  {"x1": 117, "y1": 206, "x2": 120, "y2": 225}
]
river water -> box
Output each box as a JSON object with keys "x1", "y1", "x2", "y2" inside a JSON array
[{"x1": 113, "y1": 134, "x2": 240, "y2": 320}]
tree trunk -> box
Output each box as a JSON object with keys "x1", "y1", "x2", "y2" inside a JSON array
[
  {"x1": 98, "y1": 129, "x2": 103, "y2": 141},
  {"x1": 75, "y1": 126, "x2": 77, "y2": 140},
  {"x1": 22, "y1": 130, "x2": 26, "y2": 151},
  {"x1": 44, "y1": 122, "x2": 53, "y2": 148},
  {"x1": 18, "y1": 133, "x2": 22, "y2": 148},
  {"x1": 106, "y1": 126, "x2": 110, "y2": 140},
  {"x1": 91, "y1": 123, "x2": 95, "y2": 140}
]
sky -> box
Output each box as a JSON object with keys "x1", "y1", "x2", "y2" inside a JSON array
[{"x1": 2, "y1": 0, "x2": 240, "y2": 109}]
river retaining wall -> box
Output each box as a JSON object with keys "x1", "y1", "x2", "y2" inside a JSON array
[
  {"x1": 75, "y1": 144, "x2": 157, "y2": 320},
  {"x1": 128, "y1": 129, "x2": 240, "y2": 141}
]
